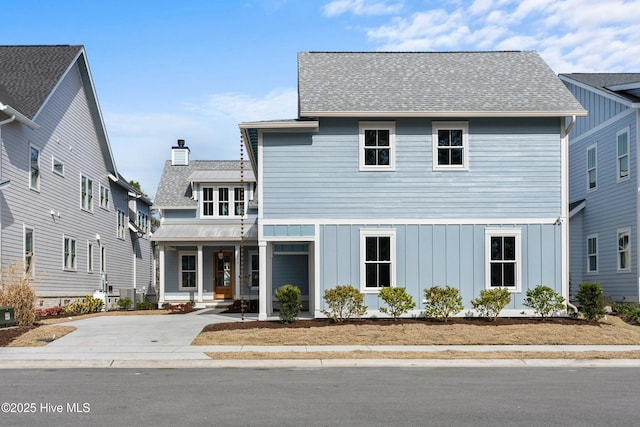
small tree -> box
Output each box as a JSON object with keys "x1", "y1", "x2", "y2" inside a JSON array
[
  {"x1": 275, "y1": 284, "x2": 303, "y2": 323},
  {"x1": 378, "y1": 287, "x2": 415, "y2": 320},
  {"x1": 576, "y1": 282, "x2": 605, "y2": 321},
  {"x1": 471, "y1": 288, "x2": 511, "y2": 321},
  {"x1": 322, "y1": 285, "x2": 367, "y2": 322},
  {"x1": 423, "y1": 285, "x2": 464, "y2": 322},
  {"x1": 523, "y1": 285, "x2": 565, "y2": 320}
]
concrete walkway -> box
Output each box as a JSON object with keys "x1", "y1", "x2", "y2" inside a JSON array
[{"x1": 2, "y1": 309, "x2": 640, "y2": 368}]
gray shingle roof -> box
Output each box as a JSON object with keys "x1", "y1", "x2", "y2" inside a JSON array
[
  {"x1": 153, "y1": 160, "x2": 252, "y2": 208},
  {"x1": 298, "y1": 51, "x2": 586, "y2": 117},
  {"x1": 560, "y1": 73, "x2": 640, "y2": 103},
  {"x1": 0, "y1": 45, "x2": 83, "y2": 118}
]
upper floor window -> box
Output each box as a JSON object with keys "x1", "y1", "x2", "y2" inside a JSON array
[
  {"x1": 137, "y1": 211, "x2": 149, "y2": 235},
  {"x1": 81, "y1": 175, "x2": 93, "y2": 211},
  {"x1": 100, "y1": 185, "x2": 110, "y2": 209},
  {"x1": 117, "y1": 210, "x2": 126, "y2": 239},
  {"x1": 24, "y1": 226, "x2": 34, "y2": 274},
  {"x1": 586, "y1": 144, "x2": 597, "y2": 191},
  {"x1": 485, "y1": 228, "x2": 521, "y2": 292},
  {"x1": 87, "y1": 241, "x2": 94, "y2": 273},
  {"x1": 52, "y1": 156, "x2": 64, "y2": 176},
  {"x1": 201, "y1": 186, "x2": 246, "y2": 218},
  {"x1": 587, "y1": 234, "x2": 598, "y2": 274},
  {"x1": 617, "y1": 128, "x2": 630, "y2": 182},
  {"x1": 63, "y1": 235, "x2": 77, "y2": 271},
  {"x1": 433, "y1": 122, "x2": 469, "y2": 171},
  {"x1": 617, "y1": 228, "x2": 631, "y2": 271},
  {"x1": 360, "y1": 229, "x2": 396, "y2": 292},
  {"x1": 359, "y1": 122, "x2": 396, "y2": 171},
  {"x1": 30, "y1": 146, "x2": 40, "y2": 190}
]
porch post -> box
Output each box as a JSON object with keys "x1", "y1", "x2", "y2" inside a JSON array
[
  {"x1": 158, "y1": 245, "x2": 165, "y2": 303},
  {"x1": 197, "y1": 245, "x2": 203, "y2": 303},
  {"x1": 258, "y1": 241, "x2": 268, "y2": 320}
]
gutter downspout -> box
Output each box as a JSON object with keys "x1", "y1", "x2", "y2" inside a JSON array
[{"x1": 563, "y1": 115, "x2": 579, "y2": 315}]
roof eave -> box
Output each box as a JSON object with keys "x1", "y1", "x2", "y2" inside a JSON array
[
  {"x1": 239, "y1": 120, "x2": 319, "y2": 131},
  {"x1": 0, "y1": 103, "x2": 40, "y2": 130},
  {"x1": 151, "y1": 205, "x2": 197, "y2": 211},
  {"x1": 300, "y1": 111, "x2": 588, "y2": 118}
]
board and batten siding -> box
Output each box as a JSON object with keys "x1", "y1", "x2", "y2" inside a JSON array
[
  {"x1": 567, "y1": 85, "x2": 638, "y2": 300},
  {"x1": 0, "y1": 59, "x2": 143, "y2": 300},
  {"x1": 318, "y1": 223, "x2": 561, "y2": 312},
  {"x1": 564, "y1": 82, "x2": 631, "y2": 138},
  {"x1": 261, "y1": 117, "x2": 562, "y2": 219}
]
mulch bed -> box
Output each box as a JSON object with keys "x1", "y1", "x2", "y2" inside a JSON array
[
  {"x1": 202, "y1": 317, "x2": 597, "y2": 332},
  {"x1": 0, "y1": 326, "x2": 36, "y2": 347}
]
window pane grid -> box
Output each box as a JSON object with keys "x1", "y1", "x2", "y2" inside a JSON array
[{"x1": 364, "y1": 236, "x2": 391, "y2": 288}]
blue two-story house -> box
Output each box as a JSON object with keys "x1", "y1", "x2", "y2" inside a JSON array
[
  {"x1": 561, "y1": 73, "x2": 640, "y2": 302},
  {"x1": 240, "y1": 51, "x2": 586, "y2": 320}
]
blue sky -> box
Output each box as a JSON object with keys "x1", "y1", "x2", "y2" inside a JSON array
[{"x1": 4, "y1": 0, "x2": 640, "y2": 197}]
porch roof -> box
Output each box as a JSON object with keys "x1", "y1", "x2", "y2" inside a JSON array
[{"x1": 150, "y1": 222, "x2": 258, "y2": 242}]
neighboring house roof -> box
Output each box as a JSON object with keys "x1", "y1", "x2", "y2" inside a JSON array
[
  {"x1": 559, "y1": 73, "x2": 640, "y2": 104},
  {"x1": 0, "y1": 45, "x2": 83, "y2": 118},
  {"x1": 153, "y1": 160, "x2": 252, "y2": 208},
  {"x1": 297, "y1": 51, "x2": 587, "y2": 117},
  {"x1": 150, "y1": 222, "x2": 258, "y2": 242}
]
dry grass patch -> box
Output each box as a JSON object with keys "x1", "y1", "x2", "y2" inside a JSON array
[
  {"x1": 194, "y1": 317, "x2": 640, "y2": 346},
  {"x1": 7, "y1": 325, "x2": 76, "y2": 347},
  {"x1": 39, "y1": 309, "x2": 169, "y2": 325}
]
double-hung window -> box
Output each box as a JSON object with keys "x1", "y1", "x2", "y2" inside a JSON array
[
  {"x1": 250, "y1": 252, "x2": 259, "y2": 288},
  {"x1": 201, "y1": 186, "x2": 246, "y2": 217},
  {"x1": 24, "y1": 226, "x2": 34, "y2": 274},
  {"x1": 586, "y1": 144, "x2": 597, "y2": 191},
  {"x1": 433, "y1": 122, "x2": 469, "y2": 171},
  {"x1": 100, "y1": 185, "x2": 110, "y2": 209},
  {"x1": 63, "y1": 236, "x2": 77, "y2": 271},
  {"x1": 617, "y1": 128, "x2": 630, "y2": 182},
  {"x1": 617, "y1": 228, "x2": 631, "y2": 271},
  {"x1": 202, "y1": 187, "x2": 215, "y2": 216},
  {"x1": 218, "y1": 188, "x2": 229, "y2": 216},
  {"x1": 117, "y1": 210, "x2": 126, "y2": 239},
  {"x1": 179, "y1": 252, "x2": 197, "y2": 290},
  {"x1": 87, "y1": 241, "x2": 94, "y2": 273},
  {"x1": 81, "y1": 175, "x2": 93, "y2": 211},
  {"x1": 485, "y1": 229, "x2": 521, "y2": 291},
  {"x1": 359, "y1": 122, "x2": 395, "y2": 171},
  {"x1": 30, "y1": 146, "x2": 40, "y2": 190},
  {"x1": 360, "y1": 229, "x2": 396, "y2": 292},
  {"x1": 587, "y1": 234, "x2": 598, "y2": 274},
  {"x1": 52, "y1": 157, "x2": 64, "y2": 176}
]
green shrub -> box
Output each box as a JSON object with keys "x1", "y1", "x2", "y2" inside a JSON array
[
  {"x1": 136, "y1": 300, "x2": 154, "y2": 310},
  {"x1": 523, "y1": 285, "x2": 565, "y2": 320},
  {"x1": 322, "y1": 285, "x2": 367, "y2": 322},
  {"x1": 471, "y1": 288, "x2": 511, "y2": 321},
  {"x1": 117, "y1": 297, "x2": 132, "y2": 310},
  {"x1": 576, "y1": 282, "x2": 605, "y2": 321},
  {"x1": 378, "y1": 287, "x2": 416, "y2": 319},
  {"x1": 65, "y1": 296, "x2": 104, "y2": 314},
  {"x1": 0, "y1": 262, "x2": 36, "y2": 326},
  {"x1": 627, "y1": 307, "x2": 640, "y2": 324},
  {"x1": 275, "y1": 284, "x2": 303, "y2": 323},
  {"x1": 423, "y1": 285, "x2": 464, "y2": 322}
]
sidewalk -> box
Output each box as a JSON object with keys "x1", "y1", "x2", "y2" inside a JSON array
[{"x1": 2, "y1": 309, "x2": 640, "y2": 368}]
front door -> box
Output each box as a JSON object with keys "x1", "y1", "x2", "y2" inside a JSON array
[{"x1": 214, "y1": 252, "x2": 234, "y2": 299}]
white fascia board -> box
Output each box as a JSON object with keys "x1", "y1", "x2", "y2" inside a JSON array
[
  {"x1": 0, "y1": 103, "x2": 40, "y2": 130},
  {"x1": 300, "y1": 110, "x2": 587, "y2": 118},
  {"x1": 239, "y1": 120, "x2": 319, "y2": 131},
  {"x1": 151, "y1": 205, "x2": 196, "y2": 210},
  {"x1": 260, "y1": 218, "x2": 560, "y2": 225}
]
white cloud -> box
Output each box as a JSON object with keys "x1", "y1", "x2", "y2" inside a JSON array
[
  {"x1": 105, "y1": 88, "x2": 298, "y2": 198},
  {"x1": 323, "y1": 0, "x2": 403, "y2": 17}
]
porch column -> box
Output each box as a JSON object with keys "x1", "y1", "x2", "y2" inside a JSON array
[
  {"x1": 197, "y1": 245, "x2": 203, "y2": 303},
  {"x1": 158, "y1": 245, "x2": 165, "y2": 303},
  {"x1": 258, "y1": 241, "x2": 268, "y2": 320}
]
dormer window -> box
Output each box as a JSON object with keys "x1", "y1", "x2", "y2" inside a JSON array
[{"x1": 201, "y1": 185, "x2": 246, "y2": 218}]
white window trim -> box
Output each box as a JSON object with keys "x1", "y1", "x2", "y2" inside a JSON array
[
  {"x1": 52, "y1": 156, "x2": 64, "y2": 177},
  {"x1": 87, "y1": 241, "x2": 94, "y2": 273},
  {"x1": 117, "y1": 210, "x2": 126, "y2": 240},
  {"x1": 360, "y1": 228, "x2": 396, "y2": 293},
  {"x1": 432, "y1": 121, "x2": 469, "y2": 171},
  {"x1": 99, "y1": 184, "x2": 110, "y2": 210},
  {"x1": 616, "y1": 127, "x2": 630, "y2": 183},
  {"x1": 249, "y1": 251, "x2": 259, "y2": 289},
  {"x1": 179, "y1": 251, "x2": 197, "y2": 291},
  {"x1": 24, "y1": 225, "x2": 35, "y2": 276},
  {"x1": 80, "y1": 174, "x2": 94, "y2": 212},
  {"x1": 358, "y1": 121, "x2": 396, "y2": 171},
  {"x1": 617, "y1": 227, "x2": 631, "y2": 272},
  {"x1": 586, "y1": 144, "x2": 597, "y2": 192},
  {"x1": 63, "y1": 235, "x2": 77, "y2": 271},
  {"x1": 586, "y1": 233, "x2": 598, "y2": 274},
  {"x1": 485, "y1": 228, "x2": 522, "y2": 292},
  {"x1": 29, "y1": 145, "x2": 40, "y2": 191},
  {"x1": 200, "y1": 185, "x2": 247, "y2": 218}
]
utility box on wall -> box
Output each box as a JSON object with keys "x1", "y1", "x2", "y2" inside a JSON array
[{"x1": 0, "y1": 306, "x2": 16, "y2": 328}]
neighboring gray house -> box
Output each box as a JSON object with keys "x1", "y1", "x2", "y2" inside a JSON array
[
  {"x1": 151, "y1": 141, "x2": 258, "y2": 307},
  {"x1": 0, "y1": 45, "x2": 152, "y2": 308},
  {"x1": 561, "y1": 73, "x2": 640, "y2": 302},
  {"x1": 240, "y1": 51, "x2": 586, "y2": 320}
]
